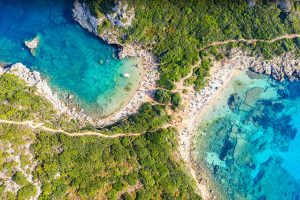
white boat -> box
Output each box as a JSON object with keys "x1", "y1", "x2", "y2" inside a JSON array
[{"x1": 122, "y1": 73, "x2": 131, "y2": 78}]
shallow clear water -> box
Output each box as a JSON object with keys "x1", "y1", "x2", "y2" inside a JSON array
[
  {"x1": 196, "y1": 71, "x2": 300, "y2": 200},
  {"x1": 0, "y1": 0, "x2": 141, "y2": 116}
]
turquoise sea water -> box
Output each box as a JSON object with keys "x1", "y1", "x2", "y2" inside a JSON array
[
  {"x1": 196, "y1": 71, "x2": 300, "y2": 199},
  {"x1": 0, "y1": 0, "x2": 141, "y2": 116}
]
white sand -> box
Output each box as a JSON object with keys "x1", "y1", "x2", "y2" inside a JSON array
[{"x1": 176, "y1": 49, "x2": 300, "y2": 199}]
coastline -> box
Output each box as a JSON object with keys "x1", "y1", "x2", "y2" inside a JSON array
[
  {"x1": 73, "y1": 0, "x2": 159, "y2": 127},
  {"x1": 176, "y1": 49, "x2": 300, "y2": 199},
  {"x1": 0, "y1": 63, "x2": 93, "y2": 125},
  {"x1": 1, "y1": 1, "x2": 299, "y2": 198},
  {"x1": 0, "y1": 0, "x2": 159, "y2": 128}
]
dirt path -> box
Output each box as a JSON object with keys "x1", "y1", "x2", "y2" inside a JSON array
[
  {"x1": 0, "y1": 119, "x2": 141, "y2": 138},
  {"x1": 168, "y1": 33, "x2": 300, "y2": 199},
  {"x1": 176, "y1": 33, "x2": 300, "y2": 89},
  {"x1": 199, "y1": 33, "x2": 300, "y2": 51}
]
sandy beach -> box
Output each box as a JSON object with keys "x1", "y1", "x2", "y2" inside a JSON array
[
  {"x1": 72, "y1": 0, "x2": 159, "y2": 127},
  {"x1": 176, "y1": 62, "x2": 242, "y2": 200},
  {"x1": 175, "y1": 48, "x2": 300, "y2": 199},
  {"x1": 96, "y1": 51, "x2": 159, "y2": 126}
]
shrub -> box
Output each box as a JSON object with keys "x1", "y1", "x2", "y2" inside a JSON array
[
  {"x1": 12, "y1": 172, "x2": 29, "y2": 187},
  {"x1": 154, "y1": 89, "x2": 172, "y2": 104},
  {"x1": 17, "y1": 184, "x2": 37, "y2": 200}
]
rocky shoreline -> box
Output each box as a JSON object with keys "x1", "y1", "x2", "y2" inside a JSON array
[
  {"x1": 249, "y1": 52, "x2": 300, "y2": 82},
  {"x1": 0, "y1": 63, "x2": 92, "y2": 124},
  {"x1": 177, "y1": 48, "x2": 300, "y2": 199}
]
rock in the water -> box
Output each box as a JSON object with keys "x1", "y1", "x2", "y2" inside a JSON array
[
  {"x1": 228, "y1": 93, "x2": 241, "y2": 112},
  {"x1": 219, "y1": 139, "x2": 234, "y2": 160},
  {"x1": 272, "y1": 102, "x2": 285, "y2": 112},
  {"x1": 24, "y1": 36, "x2": 39, "y2": 56},
  {"x1": 68, "y1": 94, "x2": 74, "y2": 100},
  {"x1": 254, "y1": 169, "x2": 265, "y2": 184}
]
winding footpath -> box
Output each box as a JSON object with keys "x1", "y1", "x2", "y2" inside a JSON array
[
  {"x1": 0, "y1": 119, "x2": 141, "y2": 138},
  {"x1": 170, "y1": 33, "x2": 300, "y2": 199},
  {"x1": 1, "y1": 34, "x2": 300, "y2": 139},
  {"x1": 199, "y1": 33, "x2": 300, "y2": 51},
  {"x1": 181, "y1": 33, "x2": 300, "y2": 85}
]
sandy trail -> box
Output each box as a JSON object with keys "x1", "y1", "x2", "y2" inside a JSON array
[
  {"x1": 181, "y1": 34, "x2": 300, "y2": 83},
  {"x1": 0, "y1": 119, "x2": 141, "y2": 138},
  {"x1": 199, "y1": 33, "x2": 300, "y2": 51}
]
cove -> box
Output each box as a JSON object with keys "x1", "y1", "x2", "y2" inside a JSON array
[
  {"x1": 0, "y1": 0, "x2": 141, "y2": 116},
  {"x1": 196, "y1": 70, "x2": 300, "y2": 199}
]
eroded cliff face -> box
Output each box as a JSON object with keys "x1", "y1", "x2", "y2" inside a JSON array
[{"x1": 106, "y1": 0, "x2": 135, "y2": 27}]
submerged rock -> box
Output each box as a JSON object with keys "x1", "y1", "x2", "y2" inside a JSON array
[
  {"x1": 246, "y1": 70, "x2": 266, "y2": 79},
  {"x1": 244, "y1": 87, "x2": 263, "y2": 107},
  {"x1": 228, "y1": 93, "x2": 241, "y2": 112},
  {"x1": 273, "y1": 115, "x2": 297, "y2": 139},
  {"x1": 253, "y1": 169, "x2": 265, "y2": 184},
  {"x1": 219, "y1": 139, "x2": 235, "y2": 160},
  {"x1": 272, "y1": 102, "x2": 285, "y2": 112},
  {"x1": 277, "y1": 88, "x2": 289, "y2": 99}
]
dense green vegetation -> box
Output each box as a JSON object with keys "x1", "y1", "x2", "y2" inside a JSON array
[
  {"x1": 154, "y1": 90, "x2": 182, "y2": 109},
  {"x1": 12, "y1": 172, "x2": 30, "y2": 187},
  {"x1": 33, "y1": 128, "x2": 199, "y2": 199},
  {"x1": 105, "y1": 103, "x2": 170, "y2": 134},
  {"x1": 17, "y1": 184, "x2": 37, "y2": 200},
  {"x1": 89, "y1": 0, "x2": 300, "y2": 92},
  {"x1": 0, "y1": 123, "x2": 38, "y2": 200},
  {"x1": 2, "y1": 0, "x2": 300, "y2": 199},
  {"x1": 0, "y1": 73, "x2": 79, "y2": 131},
  {"x1": 0, "y1": 73, "x2": 200, "y2": 199}
]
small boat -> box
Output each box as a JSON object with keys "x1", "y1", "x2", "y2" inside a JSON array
[{"x1": 122, "y1": 73, "x2": 131, "y2": 78}]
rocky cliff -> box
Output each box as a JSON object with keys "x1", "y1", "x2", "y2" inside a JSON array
[{"x1": 247, "y1": 0, "x2": 292, "y2": 12}]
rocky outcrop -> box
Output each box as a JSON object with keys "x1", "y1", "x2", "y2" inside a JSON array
[
  {"x1": 107, "y1": 0, "x2": 135, "y2": 28},
  {"x1": 0, "y1": 63, "x2": 92, "y2": 123},
  {"x1": 278, "y1": 0, "x2": 292, "y2": 13},
  {"x1": 73, "y1": 1, "x2": 137, "y2": 59},
  {"x1": 246, "y1": 0, "x2": 292, "y2": 13},
  {"x1": 249, "y1": 53, "x2": 300, "y2": 82},
  {"x1": 73, "y1": 0, "x2": 101, "y2": 35},
  {"x1": 247, "y1": 0, "x2": 256, "y2": 7},
  {"x1": 24, "y1": 36, "x2": 39, "y2": 56}
]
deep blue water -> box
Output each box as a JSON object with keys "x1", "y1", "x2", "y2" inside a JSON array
[
  {"x1": 196, "y1": 71, "x2": 300, "y2": 200},
  {"x1": 0, "y1": 0, "x2": 140, "y2": 116}
]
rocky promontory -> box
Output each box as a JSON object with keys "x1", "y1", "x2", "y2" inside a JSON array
[
  {"x1": 248, "y1": 53, "x2": 300, "y2": 82},
  {"x1": 73, "y1": 0, "x2": 140, "y2": 59},
  {"x1": 0, "y1": 63, "x2": 92, "y2": 123}
]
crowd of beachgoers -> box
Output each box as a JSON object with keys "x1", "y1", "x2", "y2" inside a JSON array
[
  {"x1": 1, "y1": 1, "x2": 299, "y2": 199},
  {"x1": 176, "y1": 49, "x2": 300, "y2": 199}
]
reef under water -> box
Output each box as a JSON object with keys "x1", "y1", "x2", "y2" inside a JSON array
[{"x1": 196, "y1": 70, "x2": 300, "y2": 200}]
